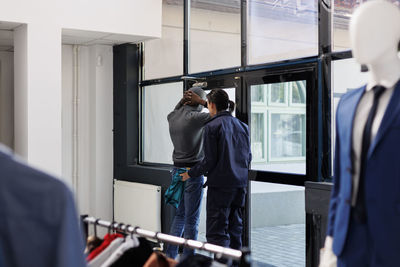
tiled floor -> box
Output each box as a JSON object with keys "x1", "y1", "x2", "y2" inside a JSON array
[
  {"x1": 198, "y1": 224, "x2": 305, "y2": 267},
  {"x1": 251, "y1": 224, "x2": 305, "y2": 267}
]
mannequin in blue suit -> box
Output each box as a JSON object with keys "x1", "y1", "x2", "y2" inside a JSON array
[{"x1": 321, "y1": 1, "x2": 400, "y2": 266}]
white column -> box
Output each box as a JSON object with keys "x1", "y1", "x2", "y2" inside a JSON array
[
  {"x1": 89, "y1": 45, "x2": 113, "y2": 220},
  {"x1": 61, "y1": 44, "x2": 113, "y2": 220},
  {"x1": 0, "y1": 51, "x2": 14, "y2": 149},
  {"x1": 14, "y1": 23, "x2": 62, "y2": 177},
  {"x1": 14, "y1": 25, "x2": 28, "y2": 159}
]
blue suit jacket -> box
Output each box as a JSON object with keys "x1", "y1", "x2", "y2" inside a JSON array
[
  {"x1": 327, "y1": 81, "x2": 400, "y2": 260},
  {"x1": 0, "y1": 146, "x2": 86, "y2": 267}
]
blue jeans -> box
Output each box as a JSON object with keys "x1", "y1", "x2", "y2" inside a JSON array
[{"x1": 165, "y1": 168, "x2": 204, "y2": 260}]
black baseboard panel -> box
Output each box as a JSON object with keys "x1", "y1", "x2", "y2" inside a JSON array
[{"x1": 305, "y1": 181, "x2": 332, "y2": 267}]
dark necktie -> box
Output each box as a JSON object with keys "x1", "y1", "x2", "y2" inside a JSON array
[{"x1": 354, "y1": 85, "x2": 386, "y2": 222}]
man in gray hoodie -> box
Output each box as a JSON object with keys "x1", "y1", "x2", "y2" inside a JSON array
[{"x1": 165, "y1": 87, "x2": 209, "y2": 260}]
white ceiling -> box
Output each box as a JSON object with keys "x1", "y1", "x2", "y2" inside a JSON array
[
  {"x1": 62, "y1": 29, "x2": 151, "y2": 46},
  {"x1": 0, "y1": 24, "x2": 150, "y2": 52}
]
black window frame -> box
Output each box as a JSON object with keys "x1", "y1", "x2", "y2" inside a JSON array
[
  {"x1": 245, "y1": 64, "x2": 318, "y2": 186},
  {"x1": 113, "y1": 0, "x2": 363, "y2": 248}
]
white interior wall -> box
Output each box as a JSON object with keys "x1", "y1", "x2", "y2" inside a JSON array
[
  {"x1": 62, "y1": 45, "x2": 73, "y2": 188},
  {"x1": 14, "y1": 23, "x2": 62, "y2": 177},
  {"x1": 0, "y1": 0, "x2": 161, "y2": 38},
  {"x1": 0, "y1": 51, "x2": 14, "y2": 149},
  {"x1": 91, "y1": 45, "x2": 113, "y2": 220},
  {"x1": 2, "y1": 0, "x2": 161, "y2": 179},
  {"x1": 14, "y1": 25, "x2": 28, "y2": 159},
  {"x1": 62, "y1": 44, "x2": 113, "y2": 220}
]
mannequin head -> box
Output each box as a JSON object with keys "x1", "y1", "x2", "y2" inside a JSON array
[{"x1": 349, "y1": 0, "x2": 400, "y2": 66}]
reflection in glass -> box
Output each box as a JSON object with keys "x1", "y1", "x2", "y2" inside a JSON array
[
  {"x1": 143, "y1": 82, "x2": 183, "y2": 164},
  {"x1": 271, "y1": 114, "x2": 305, "y2": 158},
  {"x1": 250, "y1": 80, "x2": 306, "y2": 174},
  {"x1": 333, "y1": 0, "x2": 400, "y2": 51},
  {"x1": 270, "y1": 83, "x2": 286, "y2": 104},
  {"x1": 291, "y1": 81, "x2": 306, "y2": 104},
  {"x1": 248, "y1": 0, "x2": 318, "y2": 64},
  {"x1": 190, "y1": 0, "x2": 241, "y2": 73},
  {"x1": 251, "y1": 113, "x2": 265, "y2": 160},
  {"x1": 144, "y1": 0, "x2": 183, "y2": 80},
  {"x1": 251, "y1": 85, "x2": 265, "y2": 103}
]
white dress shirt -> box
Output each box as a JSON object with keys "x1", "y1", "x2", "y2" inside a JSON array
[
  {"x1": 100, "y1": 235, "x2": 139, "y2": 267},
  {"x1": 88, "y1": 237, "x2": 124, "y2": 267},
  {"x1": 351, "y1": 84, "x2": 394, "y2": 205}
]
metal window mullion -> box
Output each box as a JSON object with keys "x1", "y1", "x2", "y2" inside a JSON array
[
  {"x1": 183, "y1": 0, "x2": 190, "y2": 90},
  {"x1": 318, "y1": 0, "x2": 332, "y2": 180},
  {"x1": 241, "y1": 0, "x2": 247, "y2": 67}
]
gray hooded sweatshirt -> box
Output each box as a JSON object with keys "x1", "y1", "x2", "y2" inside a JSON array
[{"x1": 167, "y1": 87, "x2": 210, "y2": 167}]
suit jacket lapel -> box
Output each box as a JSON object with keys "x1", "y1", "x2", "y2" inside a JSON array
[
  {"x1": 343, "y1": 86, "x2": 366, "y2": 165},
  {"x1": 368, "y1": 81, "x2": 400, "y2": 158}
]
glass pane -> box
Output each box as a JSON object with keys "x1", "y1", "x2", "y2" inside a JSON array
[
  {"x1": 331, "y1": 58, "x2": 368, "y2": 174},
  {"x1": 269, "y1": 83, "x2": 286, "y2": 105},
  {"x1": 248, "y1": 0, "x2": 318, "y2": 65},
  {"x1": 251, "y1": 85, "x2": 265, "y2": 103},
  {"x1": 250, "y1": 181, "x2": 305, "y2": 267},
  {"x1": 333, "y1": 0, "x2": 358, "y2": 51},
  {"x1": 250, "y1": 81, "x2": 306, "y2": 174},
  {"x1": 251, "y1": 113, "x2": 265, "y2": 160},
  {"x1": 291, "y1": 81, "x2": 306, "y2": 104},
  {"x1": 190, "y1": 0, "x2": 241, "y2": 73},
  {"x1": 333, "y1": 0, "x2": 400, "y2": 51},
  {"x1": 144, "y1": 0, "x2": 183, "y2": 80},
  {"x1": 143, "y1": 82, "x2": 183, "y2": 164},
  {"x1": 271, "y1": 113, "x2": 306, "y2": 158}
]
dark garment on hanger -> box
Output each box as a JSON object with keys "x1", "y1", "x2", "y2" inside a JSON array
[
  {"x1": 176, "y1": 254, "x2": 213, "y2": 267},
  {"x1": 110, "y1": 237, "x2": 153, "y2": 267},
  {"x1": 86, "y1": 235, "x2": 104, "y2": 253},
  {"x1": 0, "y1": 145, "x2": 86, "y2": 267}
]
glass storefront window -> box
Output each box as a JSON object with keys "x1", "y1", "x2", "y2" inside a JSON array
[
  {"x1": 251, "y1": 85, "x2": 265, "y2": 103},
  {"x1": 270, "y1": 113, "x2": 306, "y2": 159},
  {"x1": 250, "y1": 81, "x2": 306, "y2": 174},
  {"x1": 248, "y1": 0, "x2": 318, "y2": 65},
  {"x1": 251, "y1": 113, "x2": 265, "y2": 161},
  {"x1": 250, "y1": 181, "x2": 305, "y2": 266},
  {"x1": 291, "y1": 81, "x2": 306, "y2": 104},
  {"x1": 142, "y1": 82, "x2": 183, "y2": 164},
  {"x1": 333, "y1": 0, "x2": 400, "y2": 51},
  {"x1": 190, "y1": 0, "x2": 241, "y2": 73},
  {"x1": 144, "y1": 0, "x2": 183, "y2": 80},
  {"x1": 269, "y1": 83, "x2": 286, "y2": 105}
]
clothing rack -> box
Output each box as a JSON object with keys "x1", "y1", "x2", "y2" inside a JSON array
[{"x1": 83, "y1": 216, "x2": 251, "y2": 266}]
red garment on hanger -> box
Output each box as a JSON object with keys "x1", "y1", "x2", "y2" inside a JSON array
[{"x1": 87, "y1": 233, "x2": 123, "y2": 261}]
